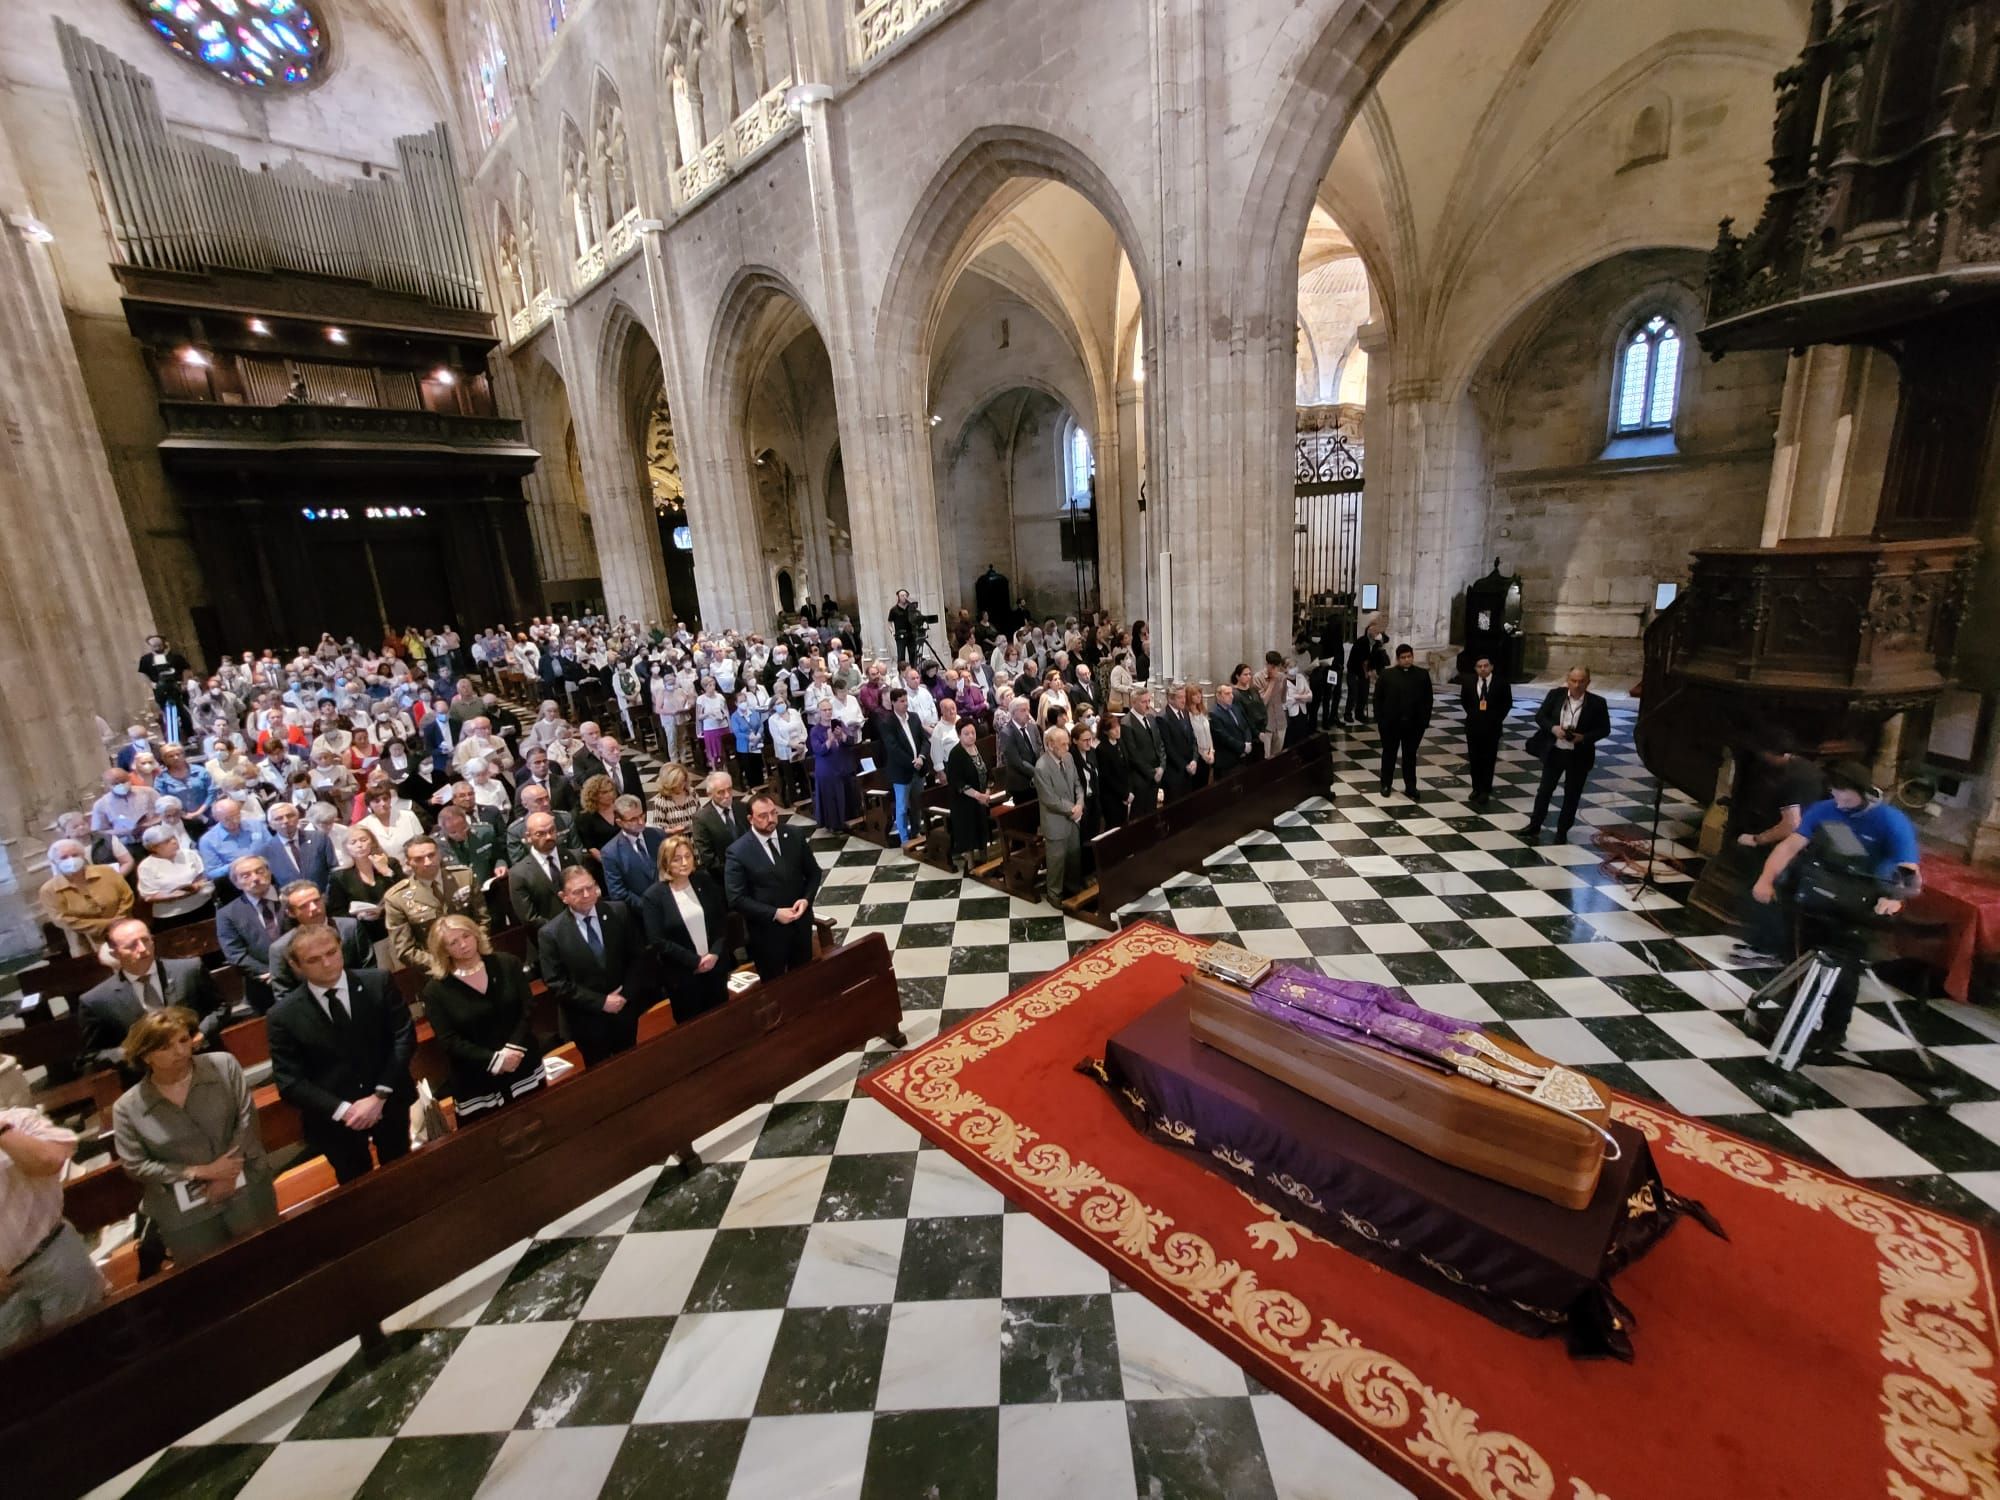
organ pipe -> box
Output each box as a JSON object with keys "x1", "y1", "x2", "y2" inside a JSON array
[{"x1": 55, "y1": 21, "x2": 486, "y2": 314}]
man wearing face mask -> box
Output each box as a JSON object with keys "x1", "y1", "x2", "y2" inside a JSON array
[
  {"x1": 38, "y1": 840, "x2": 134, "y2": 955},
  {"x1": 54, "y1": 810, "x2": 133, "y2": 879},
  {"x1": 90, "y1": 768, "x2": 157, "y2": 851}
]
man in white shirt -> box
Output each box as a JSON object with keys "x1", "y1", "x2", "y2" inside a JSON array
[
  {"x1": 0, "y1": 1107, "x2": 103, "y2": 1352},
  {"x1": 902, "y1": 666, "x2": 939, "y2": 733},
  {"x1": 931, "y1": 696, "x2": 963, "y2": 767}
]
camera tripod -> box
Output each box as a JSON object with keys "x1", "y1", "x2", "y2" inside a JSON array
[{"x1": 1747, "y1": 945, "x2": 1937, "y2": 1075}]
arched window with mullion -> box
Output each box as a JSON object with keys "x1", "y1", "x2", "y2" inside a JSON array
[{"x1": 1614, "y1": 314, "x2": 1682, "y2": 435}]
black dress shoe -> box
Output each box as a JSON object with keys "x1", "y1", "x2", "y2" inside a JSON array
[
  {"x1": 1523, "y1": 822, "x2": 1542, "y2": 842},
  {"x1": 1379, "y1": 784, "x2": 1392, "y2": 798},
  {"x1": 1403, "y1": 787, "x2": 1419, "y2": 803}
]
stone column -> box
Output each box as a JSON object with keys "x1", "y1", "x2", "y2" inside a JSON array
[
  {"x1": 1354, "y1": 320, "x2": 1391, "y2": 596},
  {"x1": 550, "y1": 302, "x2": 672, "y2": 626},
  {"x1": 0, "y1": 133, "x2": 158, "y2": 869},
  {"x1": 649, "y1": 225, "x2": 772, "y2": 634},
  {"x1": 1113, "y1": 376, "x2": 1149, "y2": 637},
  {"x1": 1091, "y1": 385, "x2": 1127, "y2": 623},
  {"x1": 796, "y1": 94, "x2": 949, "y2": 654}
]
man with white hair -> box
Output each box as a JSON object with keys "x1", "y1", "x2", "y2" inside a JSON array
[
  {"x1": 1033, "y1": 725, "x2": 1084, "y2": 907},
  {"x1": 692, "y1": 771, "x2": 751, "y2": 875},
  {"x1": 527, "y1": 700, "x2": 567, "y2": 748},
  {"x1": 452, "y1": 716, "x2": 513, "y2": 776}
]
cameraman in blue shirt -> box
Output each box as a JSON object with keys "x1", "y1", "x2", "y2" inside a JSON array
[{"x1": 1746, "y1": 761, "x2": 1922, "y2": 1055}]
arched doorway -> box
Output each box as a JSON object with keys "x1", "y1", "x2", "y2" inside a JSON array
[{"x1": 645, "y1": 392, "x2": 703, "y2": 627}]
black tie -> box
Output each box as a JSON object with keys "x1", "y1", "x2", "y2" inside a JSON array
[
  {"x1": 323, "y1": 984, "x2": 349, "y2": 1026},
  {"x1": 582, "y1": 913, "x2": 603, "y2": 957},
  {"x1": 763, "y1": 835, "x2": 780, "y2": 865}
]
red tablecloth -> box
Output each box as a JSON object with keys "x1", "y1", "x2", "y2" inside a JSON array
[{"x1": 1903, "y1": 853, "x2": 2000, "y2": 1001}]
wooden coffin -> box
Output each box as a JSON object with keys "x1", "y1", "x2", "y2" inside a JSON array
[{"x1": 1183, "y1": 973, "x2": 1611, "y2": 1209}]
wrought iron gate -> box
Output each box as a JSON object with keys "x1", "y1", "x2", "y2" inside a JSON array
[{"x1": 1294, "y1": 414, "x2": 1363, "y2": 633}]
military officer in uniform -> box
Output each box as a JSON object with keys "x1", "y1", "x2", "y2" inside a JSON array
[{"x1": 383, "y1": 834, "x2": 488, "y2": 971}]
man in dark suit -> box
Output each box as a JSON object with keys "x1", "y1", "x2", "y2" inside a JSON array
[
  {"x1": 1373, "y1": 643, "x2": 1433, "y2": 802},
  {"x1": 79, "y1": 917, "x2": 227, "y2": 1077},
  {"x1": 1526, "y1": 666, "x2": 1612, "y2": 843},
  {"x1": 692, "y1": 772, "x2": 752, "y2": 875},
  {"x1": 538, "y1": 867, "x2": 643, "y2": 1066},
  {"x1": 268, "y1": 925, "x2": 416, "y2": 1184},
  {"x1": 724, "y1": 793, "x2": 823, "y2": 981},
  {"x1": 1159, "y1": 686, "x2": 1200, "y2": 800},
  {"x1": 593, "y1": 734, "x2": 647, "y2": 801},
  {"x1": 216, "y1": 853, "x2": 282, "y2": 1013},
  {"x1": 507, "y1": 812, "x2": 576, "y2": 961},
  {"x1": 515, "y1": 744, "x2": 576, "y2": 814},
  {"x1": 1460, "y1": 655, "x2": 1513, "y2": 808},
  {"x1": 257, "y1": 801, "x2": 335, "y2": 893},
  {"x1": 1121, "y1": 687, "x2": 1164, "y2": 815},
  {"x1": 507, "y1": 784, "x2": 580, "y2": 866},
  {"x1": 879, "y1": 688, "x2": 929, "y2": 845},
  {"x1": 997, "y1": 698, "x2": 1043, "y2": 801},
  {"x1": 1345, "y1": 621, "x2": 1387, "y2": 726},
  {"x1": 420, "y1": 700, "x2": 459, "y2": 781},
  {"x1": 269, "y1": 881, "x2": 372, "y2": 990},
  {"x1": 601, "y1": 796, "x2": 665, "y2": 905},
  {"x1": 1208, "y1": 684, "x2": 1253, "y2": 778}
]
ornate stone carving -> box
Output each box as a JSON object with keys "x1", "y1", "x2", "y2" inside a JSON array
[{"x1": 851, "y1": 0, "x2": 957, "y2": 68}]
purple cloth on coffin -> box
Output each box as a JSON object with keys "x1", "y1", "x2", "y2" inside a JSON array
[
  {"x1": 1089, "y1": 991, "x2": 1721, "y2": 1359},
  {"x1": 1250, "y1": 964, "x2": 1477, "y2": 1070}
]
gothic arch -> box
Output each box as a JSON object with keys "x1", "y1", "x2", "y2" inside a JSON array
[
  {"x1": 701, "y1": 264, "x2": 828, "y2": 426},
  {"x1": 512, "y1": 171, "x2": 545, "y2": 298},
  {"x1": 557, "y1": 114, "x2": 593, "y2": 263},
  {"x1": 874, "y1": 126, "x2": 1155, "y2": 398}
]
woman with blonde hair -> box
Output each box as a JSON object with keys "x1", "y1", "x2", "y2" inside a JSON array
[
  {"x1": 421, "y1": 914, "x2": 544, "y2": 1120},
  {"x1": 650, "y1": 763, "x2": 701, "y2": 838},
  {"x1": 1186, "y1": 683, "x2": 1216, "y2": 790},
  {"x1": 574, "y1": 772, "x2": 619, "y2": 857},
  {"x1": 640, "y1": 836, "x2": 731, "y2": 1023},
  {"x1": 112, "y1": 1007, "x2": 277, "y2": 1264}
]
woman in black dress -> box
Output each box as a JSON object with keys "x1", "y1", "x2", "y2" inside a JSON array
[
  {"x1": 945, "y1": 720, "x2": 996, "y2": 874},
  {"x1": 1096, "y1": 714, "x2": 1132, "y2": 831},
  {"x1": 573, "y1": 774, "x2": 619, "y2": 866},
  {"x1": 1130, "y1": 621, "x2": 1152, "y2": 685},
  {"x1": 641, "y1": 836, "x2": 731, "y2": 1023},
  {"x1": 1073, "y1": 722, "x2": 1105, "y2": 841},
  {"x1": 422, "y1": 915, "x2": 545, "y2": 1121},
  {"x1": 327, "y1": 825, "x2": 401, "y2": 952}
]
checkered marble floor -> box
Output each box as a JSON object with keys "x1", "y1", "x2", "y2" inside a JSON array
[{"x1": 86, "y1": 694, "x2": 2000, "y2": 1500}]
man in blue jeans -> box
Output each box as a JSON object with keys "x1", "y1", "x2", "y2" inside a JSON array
[
  {"x1": 1746, "y1": 761, "x2": 1922, "y2": 1055},
  {"x1": 879, "y1": 687, "x2": 929, "y2": 846}
]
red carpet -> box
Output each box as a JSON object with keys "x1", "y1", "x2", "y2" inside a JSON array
[{"x1": 864, "y1": 922, "x2": 2000, "y2": 1500}]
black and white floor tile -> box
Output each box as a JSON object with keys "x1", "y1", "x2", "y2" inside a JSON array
[{"x1": 84, "y1": 692, "x2": 2000, "y2": 1500}]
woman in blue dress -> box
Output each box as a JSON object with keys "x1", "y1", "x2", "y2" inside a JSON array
[{"x1": 808, "y1": 701, "x2": 856, "y2": 829}]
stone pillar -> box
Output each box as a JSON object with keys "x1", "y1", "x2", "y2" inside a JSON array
[
  {"x1": 0, "y1": 132, "x2": 158, "y2": 864},
  {"x1": 640, "y1": 228, "x2": 770, "y2": 633},
  {"x1": 796, "y1": 94, "x2": 948, "y2": 656},
  {"x1": 1114, "y1": 377, "x2": 1149, "y2": 639},
  {"x1": 550, "y1": 303, "x2": 672, "y2": 626},
  {"x1": 1091, "y1": 386, "x2": 1126, "y2": 623},
  {"x1": 1355, "y1": 320, "x2": 1391, "y2": 597}
]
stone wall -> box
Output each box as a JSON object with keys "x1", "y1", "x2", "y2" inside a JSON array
[{"x1": 1477, "y1": 249, "x2": 1785, "y2": 678}]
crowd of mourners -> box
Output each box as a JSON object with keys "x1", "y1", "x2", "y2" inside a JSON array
[{"x1": 7, "y1": 598, "x2": 1401, "y2": 1348}]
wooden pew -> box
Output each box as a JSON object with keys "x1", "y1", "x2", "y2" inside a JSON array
[
  {"x1": 1073, "y1": 734, "x2": 1336, "y2": 929},
  {"x1": 994, "y1": 800, "x2": 1043, "y2": 901},
  {"x1": 3, "y1": 935, "x2": 906, "y2": 1500}
]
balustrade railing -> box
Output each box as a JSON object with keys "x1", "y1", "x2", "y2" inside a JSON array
[
  {"x1": 159, "y1": 399, "x2": 528, "y2": 448},
  {"x1": 850, "y1": 0, "x2": 957, "y2": 68},
  {"x1": 509, "y1": 287, "x2": 555, "y2": 344},
  {"x1": 732, "y1": 79, "x2": 794, "y2": 162},
  {"x1": 676, "y1": 139, "x2": 730, "y2": 208}
]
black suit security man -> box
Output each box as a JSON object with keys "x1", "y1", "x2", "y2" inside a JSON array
[
  {"x1": 1460, "y1": 656, "x2": 1514, "y2": 807},
  {"x1": 1158, "y1": 686, "x2": 1200, "y2": 801},
  {"x1": 1121, "y1": 688, "x2": 1165, "y2": 814},
  {"x1": 538, "y1": 867, "x2": 644, "y2": 1067},
  {"x1": 79, "y1": 917, "x2": 226, "y2": 1078},
  {"x1": 1373, "y1": 644, "x2": 1433, "y2": 802},
  {"x1": 1526, "y1": 666, "x2": 1612, "y2": 843},
  {"x1": 692, "y1": 772, "x2": 753, "y2": 875},
  {"x1": 267, "y1": 926, "x2": 416, "y2": 1184},
  {"x1": 724, "y1": 792, "x2": 824, "y2": 981}
]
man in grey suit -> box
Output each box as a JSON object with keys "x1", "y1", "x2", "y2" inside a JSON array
[
  {"x1": 998, "y1": 697, "x2": 1043, "y2": 801},
  {"x1": 268, "y1": 881, "x2": 372, "y2": 991},
  {"x1": 79, "y1": 917, "x2": 227, "y2": 1077},
  {"x1": 1034, "y1": 725, "x2": 1085, "y2": 907}
]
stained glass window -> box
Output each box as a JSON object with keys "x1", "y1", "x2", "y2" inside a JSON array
[
  {"x1": 545, "y1": 0, "x2": 570, "y2": 34},
  {"x1": 469, "y1": 11, "x2": 513, "y2": 140},
  {"x1": 1614, "y1": 315, "x2": 1682, "y2": 434},
  {"x1": 127, "y1": 0, "x2": 328, "y2": 89}
]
